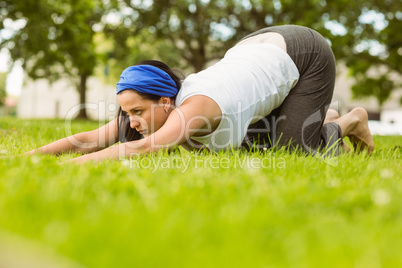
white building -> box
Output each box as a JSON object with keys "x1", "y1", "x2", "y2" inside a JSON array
[{"x1": 17, "y1": 76, "x2": 118, "y2": 121}]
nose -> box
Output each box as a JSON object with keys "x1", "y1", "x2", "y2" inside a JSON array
[{"x1": 129, "y1": 116, "x2": 140, "y2": 129}]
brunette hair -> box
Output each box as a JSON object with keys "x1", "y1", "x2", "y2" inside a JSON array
[{"x1": 116, "y1": 60, "x2": 183, "y2": 143}]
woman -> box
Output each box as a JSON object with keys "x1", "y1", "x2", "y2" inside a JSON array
[{"x1": 26, "y1": 25, "x2": 374, "y2": 163}]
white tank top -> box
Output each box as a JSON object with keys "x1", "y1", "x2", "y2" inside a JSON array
[{"x1": 175, "y1": 43, "x2": 300, "y2": 151}]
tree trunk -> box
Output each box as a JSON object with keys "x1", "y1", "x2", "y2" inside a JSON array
[
  {"x1": 192, "y1": 45, "x2": 207, "y2": 72},
  {"x1": 76, "y1": 73, "x2": 88, "y2": 119}
]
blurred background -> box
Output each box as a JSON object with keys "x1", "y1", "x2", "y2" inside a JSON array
[{"x1": 0, "y1": 0, "x2": 401, "y2": 134}]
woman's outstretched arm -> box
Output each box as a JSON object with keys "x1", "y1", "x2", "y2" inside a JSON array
[
  {"x1": 68, "y1": 96, "x2": 222, "y2": 164},
  {"x1": 25, "y1": 118, "x2": 119, "y2": 156}
]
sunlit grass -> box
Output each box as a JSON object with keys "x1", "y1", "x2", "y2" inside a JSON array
[{"x1": 0, "y1": 117, "x2": 401, "y2": 267}]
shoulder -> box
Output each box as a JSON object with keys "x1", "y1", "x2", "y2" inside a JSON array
[
  {"x1": 174, "y1": 95, "x2": 222, "y2": 135},
  {"x1": 178, "y1": 95, "x2": 221, "y2": 117}
]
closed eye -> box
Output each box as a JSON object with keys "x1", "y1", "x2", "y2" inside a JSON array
[
  {"x1": 122, "y1": 108, "x2": 142, "y2": 116},
  {"x1": 127, "y1": 109, "x2": 141, "y2": 115}
]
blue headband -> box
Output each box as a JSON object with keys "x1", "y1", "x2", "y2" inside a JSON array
[{"x1": 116, "y1": 65, "x2": 178, "y2": 97}]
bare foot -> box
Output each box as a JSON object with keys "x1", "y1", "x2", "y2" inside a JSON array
[
  {"x1": 345, "y1": 107, "x2": 375, "y2": 153},
  {"x1": 324, "y1": 109, "x2": 340, "y2": 124},
  {"x1": 324, "y1": 109, "x2": 351, "y2": 153}
]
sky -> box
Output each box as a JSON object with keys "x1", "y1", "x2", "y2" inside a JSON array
[
  {"x1": 0, "y1": 18, "x2": 25, "y2": 97},
  {"x1": 0, "y1": 50, "x2": 23, "y2": 96}
]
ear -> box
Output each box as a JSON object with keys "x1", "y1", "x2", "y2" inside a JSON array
[{"x1": 159, "y1": 97, "x2": 171, "y2": 112}]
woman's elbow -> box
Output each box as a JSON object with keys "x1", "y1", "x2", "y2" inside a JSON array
[{"x1": 69, "y1": 131, "x2": 100, "y2": 152}]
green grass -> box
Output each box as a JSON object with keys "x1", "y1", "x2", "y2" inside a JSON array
[{"x1": 0, "y1": 117, "x2": 401, "y2": 268}]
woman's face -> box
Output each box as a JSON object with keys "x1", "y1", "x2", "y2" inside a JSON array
[{"x1": 117, "y1": 90, "x2": 171, "y2": 137}]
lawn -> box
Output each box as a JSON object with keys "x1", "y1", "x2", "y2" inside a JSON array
[{"x1": 0, "y1": 117, "x2": 401, "y2": 268}]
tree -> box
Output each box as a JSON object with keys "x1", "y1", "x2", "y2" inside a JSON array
[
  {"x1": 1, "y1": 0, "x2": 400, "y2": 110},
  {"x1": 112, "y1": 0, "x2": 240, "y2": 72},
  {"x1": 115, "y1": 0, "x2": 401, "y2": 105},
  {"x1": 230, "y1": 0, "x2": 401, "y2": 106},
  {"x1": 0, "y1": 0, "x2": 113, "y2": 118},
  {"x1": 115, "y1": 0, "x2": 337, "y2": 72},
  {"x1": 0, "y1": 72, "x2": 6, "y2": 106},
  {"x1": 333, "y1": 0, "x2": 402, "y2": 106}
]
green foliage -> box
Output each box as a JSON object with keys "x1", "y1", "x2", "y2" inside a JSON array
[
  {"x1": 0, "y1": 0, "x2": 116, "y2": 118},
  {"x1": 1, "y1": 118, "x2": 402, "y2": 267},
  {"x1": 107, "y1": 0, "x2": 234, "y2": 72},
  {"x1": 352, "y1": 75, "x2": 395, "y2": 106},
  {"x1": 1, "y1": 0, "x2": 401, "y2": 107},
  {"x1": 0, "y1": 0, "x2": 105, "y2": 79},
  {"x1": 326, "y1": 1, "x2": 402, "y2": 107},
  {"x1": 113, "y1": 0, "x2": 401, "y2": 103},
  {"x1": 0, "y1": 72, "x2": 6, "y2": 106}
]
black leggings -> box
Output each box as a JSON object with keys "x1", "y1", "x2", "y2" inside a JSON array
[{"x1": 241, "y1": 25, "x2": 342, "y2": 154}]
